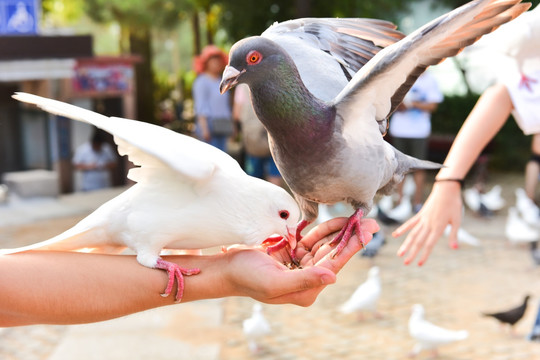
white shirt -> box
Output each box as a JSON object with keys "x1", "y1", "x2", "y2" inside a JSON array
[
  {"x1": 73, "y1": 142, "x2": 116, "y2": 191},
  {"x1": 389, "y1": 72, "x2": 443, "y2": 139}
]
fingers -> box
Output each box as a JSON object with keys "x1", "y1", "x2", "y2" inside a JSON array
[
  {"x1": 315, "y1": 232, "x2": 369, "y2": 274},
  {"x1": 264, "y1": 266, "x2": 336, "y2": 305},
  {"x1": 392, "y1": 214, "x2": 420, "y2": 238},
  {"x1": 361, "y1": 218, "x2": 380, "y2": 235}
]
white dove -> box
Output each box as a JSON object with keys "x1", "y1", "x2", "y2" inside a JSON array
[
  {"x1": 515, "y1": 188, "x2": 540, "y2": 226},
  {"x1": 339, "y1": 266, "x2": 382, "y2": 319},
  {"x1": 386, "y1": 194, "x2": 413, "y2": 223},
  {"x1": 2, "y1": 93, "x2": 300, "y2": 302},
  {"x1": 505, "y1": 207, "x2": 539, "y2": 243},
  {"x1": 480, "y1": 185, "x2": 506, "y2": 211},
  {"x1": 408, "y1": 304, "x2": 468, "y2": 358},
  {"x1": 243, "y1": 303, "x2": 271, "y2": 354}
]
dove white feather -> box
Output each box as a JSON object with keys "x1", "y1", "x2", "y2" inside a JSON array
[
  {"x1": 3, "y1": 93, "x2": 301, "y2": 302},
  {"x1": 409, "y1": 304, "x2": 468, "y2": 357},
  {"x1": 340, "y1": 266, "x2": 381, "y2": 315}
]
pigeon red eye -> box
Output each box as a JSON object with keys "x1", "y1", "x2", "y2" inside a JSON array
[
  {"x1": 246, "y1": 50, "x2": 262, "y2": 65},
  {"x1": 279, "y1": 210, "x2": 289, "y2": 219}
]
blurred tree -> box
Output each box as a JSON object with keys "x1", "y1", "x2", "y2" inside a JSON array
[
  {"x1": 217, "y1": 0, "x2": 420, "y2": 40},
  {"x1": 83, "y1": 0, "x2": 190, "y2": 123}
]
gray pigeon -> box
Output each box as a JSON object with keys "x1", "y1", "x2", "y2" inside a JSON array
[{"x1": 220, "y1": 0, "x2": 529, "y2": 255}]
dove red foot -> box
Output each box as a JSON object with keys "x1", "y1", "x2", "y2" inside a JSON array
[
  {"x1": 329, "y1": 209, "x2": 365, "y2": 257},
  {"x1": 156, "y1": 258, "x2": 201, "y2": 302}
]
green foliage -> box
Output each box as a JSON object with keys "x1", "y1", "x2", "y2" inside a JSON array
[
  {"x1": 217, "y1": 0, "x2": 420, "y2": 40},
  {"x1": 431, "y1": 93, "x2": 531, "y2": 172},
  {"x1": 83, "y1": 0, "x2": 187, "y2": 29}
]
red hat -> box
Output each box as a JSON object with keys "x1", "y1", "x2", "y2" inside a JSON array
[{"x1": 193, "y1": 45, "x2": 228, "y2": 74}]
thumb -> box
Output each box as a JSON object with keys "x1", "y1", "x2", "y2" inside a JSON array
[{"x1": 278, "y1": 266, "x2": 336, "y2": 295}]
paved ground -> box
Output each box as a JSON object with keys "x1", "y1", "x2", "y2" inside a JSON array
[{"x1": 0, "y1": 174, "x2": 539, "y2": 360}]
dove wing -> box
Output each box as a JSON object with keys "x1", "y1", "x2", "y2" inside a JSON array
[
  {"x1": 12, "y1": 93, "x2": 242, "y2": 183},
  {"x1": 413, "y1": 320, "x2": 467, "y2": 344},
  {"x1": 262, "y1": 18, "x2": 404, "y2": 101},
  {"x1": 332, "y1": 0, "x2": 530, "y2": 133}
]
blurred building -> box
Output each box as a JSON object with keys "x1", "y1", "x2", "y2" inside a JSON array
[{"x1": 0, "y1": 0, "x2": 139, "y2": 195}]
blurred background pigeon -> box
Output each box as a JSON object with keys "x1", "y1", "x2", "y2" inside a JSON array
[
  {"x1": 386, "y1": 194, "x2": 413, "y2": 224},
  {"x1": 515, "y1": 188, "x2": 540, "y2": 226},
  {"x1": 531, "y1": 242, "x2": 540, "y2": 266},
  {"x1": 408, "y1": 304, "x2": 468, "y2": 358},
  {"x1": 361, "y1": 228, "x2": 386, "y2": 259},
  {"x1": 505, "y1": 207, "x2": 539, "y2": 243},
  {"x1": 482, "y1": 295, "x2": 530, "y2": 335},
  {"x1": 243, "y1": 303, "x2": 271, "y2": 354},
  {"x1": 340, "y1": 266, "x2": 382, "y2": 320},
  {"x1": 444, "y1": 225, "x2": 481, "y2": 247}
]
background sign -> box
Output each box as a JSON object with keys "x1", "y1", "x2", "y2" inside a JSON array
[{"x1": 0, "y1": 0, "x2": 39, "y2": 35}]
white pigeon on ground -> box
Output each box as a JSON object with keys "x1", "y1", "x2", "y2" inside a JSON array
[
  {"x1": 340, "y1": 266, "x2": 382, "y2": 319},
  {"x1": 2, "y1": 93, "x2": 300, "y2": 302},
  {"x1": 515, "y1": 188, "x2": 540, "y2": 226},
  {"x1": 243, "y1": 303, "x2": 271, "y2": 354},
  {"x1": 0, "y1": 184, "x2": 8, "y2": 204},
  {"x1": 377, "y1": 195, "x2": 394, "y2": 214},
  {"x1": 316, "y1": 203, "x2": 334, "y2": 224},
  {"x1": 480, "y1": 185, "x2": 506, "y2": 211},
  {"x1": 387, "y1": 194, "x2": 413, "y2": 223},
  {"x1": 444, "y1": 225, "x2": 481, "y2": 247},
  {"x1": 505, "y1": 207, "x2": 539, "y2": 243},
  {"x1": 464, "y1": 187, "x2": 482, "y2": 213},
  {"x1": 408, "y1": 304, "x2": 469, "y2": 358}
]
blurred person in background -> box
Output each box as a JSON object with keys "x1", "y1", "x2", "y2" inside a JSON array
[
  {"x1": 395, "y1": 75, "x2": 540, "y2": 266},
  {"x1": 388, "y1": 71, "x2": 444, "y2": 213},
  {"x1": 395, "y1": 2, "x2": 540, "y2": 265},
  {"x1": 233, "y1": 83, "x2": 282, "y2": 186},
  {"x1": 73, "y1": 127, "x2": 117, "y2": 191},
  {"x1": 192, "y1": 45, "x2": 234, "y2": 152}
]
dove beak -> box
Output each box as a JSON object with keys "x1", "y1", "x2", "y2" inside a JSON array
[{"x1": 220, "y1": 66, "x2": 245, "y2": 94}]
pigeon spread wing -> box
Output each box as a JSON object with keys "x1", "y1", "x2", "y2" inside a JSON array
[
  {"x1": 12, "y1": 93, "x2": 242, "y2": 184},
  {"x1": 332, "y1": 0, "x2": 530, "y2": 134},
  {"x1": 262, "y1": 18, "x2": 405, "y2": 101}
]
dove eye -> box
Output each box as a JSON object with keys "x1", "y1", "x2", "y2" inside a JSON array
[
  {"x1": 246, "y1": 50, "x2": 262, "y2": 65},
  {"x1": 279, "y1": 210, "x2": 289, "y2": 219}
]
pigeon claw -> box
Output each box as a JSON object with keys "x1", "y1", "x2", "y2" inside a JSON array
[
  {"x1": 329, "y1": 209, "x2": 365, "y2": 259},
  {"x1": 156, "y1": 258, "x2": 201, "y2": 303}
]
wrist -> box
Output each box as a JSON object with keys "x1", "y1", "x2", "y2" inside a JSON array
[{"x1": 433, "y1": 177, "x2": 464, "y2": 188}]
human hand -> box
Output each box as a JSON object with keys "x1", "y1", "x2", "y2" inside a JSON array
[
  {"x1": 392, "y1": 181, "x2": 462, "y2": 266},
  {"x1": 223, "y1": 217, "x2": 379, "y2": 306}
]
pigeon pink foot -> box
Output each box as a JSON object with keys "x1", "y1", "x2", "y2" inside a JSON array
[
  {"x1": 329, "y1": 209, "x2": 366, "y2": 257},
  {"x1": 156, "y1": 258, "x2": 200, "y2": 303}
]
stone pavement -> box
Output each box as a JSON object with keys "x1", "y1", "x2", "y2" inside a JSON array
[{"x1": 0, "y1": 175, "x2": 539, "y2": 360}]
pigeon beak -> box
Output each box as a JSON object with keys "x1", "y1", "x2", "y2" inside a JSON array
[{"x1": 220, "y1": 66, "x2": 245, "y2": 94}]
